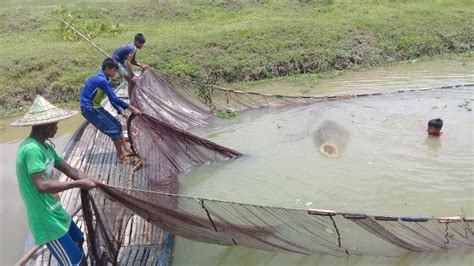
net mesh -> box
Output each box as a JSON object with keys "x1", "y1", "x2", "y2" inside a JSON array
[
  {"x1": 129, "y1": 69, "x2": 347, "y2": 123},
  {"x1": 82, "y1": 69, "x2": 474, "y2": 262}
]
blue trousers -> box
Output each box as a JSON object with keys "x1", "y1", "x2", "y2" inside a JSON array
[
  {"x1": 82, "y1": 107, "x2": 122, "y2": 140},
  {"x1": 46, "y1": 221, "x2": 84, "y2": 265}
]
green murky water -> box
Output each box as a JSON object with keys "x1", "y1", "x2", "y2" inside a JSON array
[
  {"x1": 184, "y1": 89, "x2": 473, "y2": 216},
  {"x1": 174, "y1": 88, "x2": 474, "y2": 266},
  {"x1": 172, "y1": 61, "x2": 474, "y2": 265}
]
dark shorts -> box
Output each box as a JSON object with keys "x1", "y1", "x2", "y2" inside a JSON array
[
  {"x1": 82, "y1": 107, "x2": 122, "y2": 140},
  {"x1": 46, "y1": 221, "x2": 84, "y2": 265}
]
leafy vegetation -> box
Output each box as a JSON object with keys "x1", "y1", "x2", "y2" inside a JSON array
[
  {"x1": 0, "y1": 0, "x2": 472, "y2": 117},
  {"x1": 215, "y1": 108, "x2": 238, "y2": 119},
  {"x1": 55, "y1": 7, "x2": 122, "y2": 41}
]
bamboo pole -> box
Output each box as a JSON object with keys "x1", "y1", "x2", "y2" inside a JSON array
[
  {"x1": 59, "y1": 19, "x2": 235, "y2": 92},
  {"x1": 60, "y1": 19, "x2": 111, "y2": 58},
  {"x1": 15, "y1": 245, "x2": 45, "y2": 266}
]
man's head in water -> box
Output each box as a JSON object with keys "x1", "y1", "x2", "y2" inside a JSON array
[{"x1": 427, "y1": 118, "x2": 443, "y2": 136}]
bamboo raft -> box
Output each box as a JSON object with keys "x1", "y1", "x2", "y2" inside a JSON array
[{"x1": 22, "y1": 84, "x2": 173, "y2": 265}]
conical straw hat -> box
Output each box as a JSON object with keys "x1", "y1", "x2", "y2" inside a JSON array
[{"x1": 10, "y1": 95, "x2": 78, "y2": 127}]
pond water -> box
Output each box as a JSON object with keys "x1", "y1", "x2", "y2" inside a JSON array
[
  {"x1": 171, "y1": 62, "x2": 474, "y2": 265},
  {"x1": 172, "y1": 88, "x2": 474, "y2": 265},
  {"x1": 183, "y1": 88, "x2": 473, "y2": 216},
  {"x1": 0, "y1": 58, "x2": 472, "y2": 265},
  {"x1": 239, "y1": 59, "x2": 474, "y2": 96}
]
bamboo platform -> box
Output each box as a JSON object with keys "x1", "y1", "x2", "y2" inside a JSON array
[{"x1": 22, "y1": 84, "x2": 174, "y2": 265}]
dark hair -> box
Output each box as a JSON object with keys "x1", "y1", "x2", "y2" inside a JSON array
[
  {"x1": 102, "y1": 58, "x2": 119, "y2": 70},
  {"x1": 428, "y1": 118, "x2": 443, "y2": 129},
  {"x1": 134, "y1": 33, "x2": 146, "y2": 44}
]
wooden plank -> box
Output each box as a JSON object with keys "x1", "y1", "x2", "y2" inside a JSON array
[
  {"x1": 150, "y1": 245, "x2": 161, "y2": 266},
  {"x1": 99, "y1": 136, "x2": 115, "y2": 185},
  {"x1": 85, "y1": 129, "x2": 104, "y2": 177},
  {"x1": 118, "y1": 245, "x2": 132, "y2": 265},
  {"x1": 126, "y1": 245, "x2": 139, "y2": 266},
  {"x1": 123, "y1": 215, "x2": 133, "y2": 246},
  {"x1": 60, "y1": 125, "x2": 95, "y2": 212},
  {"x1": 101, "y1": 139, "x2": 115, "y2": 185},
  {"x1": 107, "y1": 138, "x2": 120, "y2": 187},
  {"x1": 83, "y1": 135, "x2": 103, "y2": 204},
  {"x1": 145, "y1": 222, "x2": 153, "y2": 245},
  {"x1": 145, "y1": 246, "x2": 159, "y2": 266},
  {"x1": 67, "y1": 126, "x2": 98, "y2": 211},
  {"x1": 88, "y1": 133, "x2": 110, "y2": 204},
  {"x1": 150, "y1": 224, "x2": 160, "y2": 244},
  {"x1": 83, "y1": 129, "x2": 100, "y2": 173},
  {"x1": 89, "y1": 133, "x2": 107, "y2": 180},
  {"x1": 140, "y1": 246, "x2": 152, "y2": 266},
  {"x1": 130, "y1": 216, "x2": 138, "y2": 246},
  {"x1": 139, "y1": 218, "x2": 146, "y2": 245},
  {"x1": 133, "y1": 217, "x2": 140, "y2": 245},
  {"x1": 132, "y1": 246, "x2": 145, "y2": 266}
]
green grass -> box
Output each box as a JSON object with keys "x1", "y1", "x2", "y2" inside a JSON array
[
  {"x1": 230, "y1": 52, "x2": 473, "y2": 92},
  {"x1": 0, "y1": 0, "x2": 472, "y2": 116}
]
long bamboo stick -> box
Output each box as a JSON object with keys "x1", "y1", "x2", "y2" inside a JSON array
[
  {"x1": 60, "y1": 19, "x2": 111, "y2": 58},
  {"x1": 15, "y1": 245, "x2": 44, "y2": 266},
  {"x1": 60, "y1": 19, "x2": 235, "y2": 92}
]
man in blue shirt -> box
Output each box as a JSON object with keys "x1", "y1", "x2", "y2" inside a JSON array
[
  {"x1": 80, "y1": 58, "x2": 142, "y2": 164},
  {"x1": 112, "y1": 33, "x2": 148, "y2": 96}
]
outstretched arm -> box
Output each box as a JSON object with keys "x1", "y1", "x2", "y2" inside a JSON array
[
  {"x1": 100, "y1": 79, "x2": 129, "y2": 113},
  {"x1": 130, "y1": 51, "x2": 148, "y2": 71}
]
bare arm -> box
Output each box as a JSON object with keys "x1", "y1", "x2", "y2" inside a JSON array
[
  {"x1": 128, "y1": 105, "x2": 142, "y2": 115},
  {"x1": 130, "y1": 51, "x2": 140, "y2": 67},
  {"x1": 32, "y1": 171, "x2": 96, "y2": 194},
  {"x1": 129, "y1": 51, "x2": 148, "y2": 70},
  {"x1": 55, "y1": 161, "x2": 91, "y2": 181},
  {"x1": 126, "y1": 53, "x2": 136, "y2": 77}
]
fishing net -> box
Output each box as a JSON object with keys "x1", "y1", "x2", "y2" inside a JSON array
[
  {"x1": 81, "y1": 69, "x2": 474, "y2": 263},
  {"x1": 127, "y1": 69, "x2": 318, "y2": 126},
  {"x1": 97, "y1": 185, "x2": 474, "y2": 257}
]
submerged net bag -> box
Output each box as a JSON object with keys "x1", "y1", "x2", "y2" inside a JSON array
[
  {"x1": 83, "y1": 69, "x2": 474, "y2": 260},
  {"x1": 313, "y1": 120, "x2": 350, "y2": 158}
]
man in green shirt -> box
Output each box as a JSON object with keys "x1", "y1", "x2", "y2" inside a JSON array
[{"x1": 12, "y1": 95, "x2": 99, "y2": 265}]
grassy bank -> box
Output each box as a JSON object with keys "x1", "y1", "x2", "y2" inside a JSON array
[
  {"x1": 0, "y1": 0, "x2": 472, "y2": 116},
  {"x1": 229, "y1": 52, "x2": 473, "y2": 93}
]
